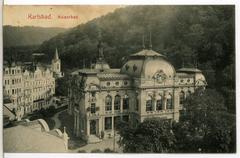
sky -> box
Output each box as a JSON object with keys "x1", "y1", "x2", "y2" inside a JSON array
[{"x1": 3, "y1": 5, "x2": 123, "y2": 28}]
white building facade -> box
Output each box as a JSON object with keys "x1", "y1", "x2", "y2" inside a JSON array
[{"x1": 3, "y1": 48, "x2": 63, "y2": 118}]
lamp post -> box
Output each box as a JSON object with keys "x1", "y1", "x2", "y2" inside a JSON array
[{"x1": 113, "y1": 125, "x2": 116, "y2": 152}]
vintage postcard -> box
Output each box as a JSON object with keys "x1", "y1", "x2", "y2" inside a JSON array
[{"x1": 2, "y1": 3, "x2": 236, "y2": 154}]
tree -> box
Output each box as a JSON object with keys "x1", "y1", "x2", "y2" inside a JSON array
[
  {"x1": 173, "y1": 88, "x2": 236, "y2": 153},
  {"x1": 55, "y1": 74, "x2": 70, "y2": 96},
  {"x1": 118, "y1": 119, "x2": 176, "y2": 153}
]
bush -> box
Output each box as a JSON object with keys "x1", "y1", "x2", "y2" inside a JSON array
[
  {"x1": 91, "y1": 149, "x2": 103, "y2": 153},
  {"x1": 104, "y1": 148, "x2": 116, "y2": 153}
]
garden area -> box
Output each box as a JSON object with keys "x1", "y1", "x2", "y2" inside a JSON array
[
  {"x1": 58, "y1": 110, "x2": 87, "y2": 150},
  {"x1": 27, "y1": 105, "x2": 67, "y2": 130}
]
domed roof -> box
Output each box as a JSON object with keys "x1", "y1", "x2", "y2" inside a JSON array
[
  {"x1": 120, "y1": 49, "x2": 175, "y2": 79},
  {"x1": 130, "y1": 49, "x2": 165, "y2": 57}
]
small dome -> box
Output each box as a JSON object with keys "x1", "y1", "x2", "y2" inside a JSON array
[
  {"x1": 177, "y1": 67, "x2": 207, "y2": 86},
  {"x1": 120, "y1": 49, "x2": 175, "y2": 79},
  {"x1": 94, "y1": 60, "x2": 110, "y2": 70}
]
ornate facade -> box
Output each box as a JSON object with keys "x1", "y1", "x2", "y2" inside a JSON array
[
  {"x1": 3, "y1": 48, "x2": 63, "y2": 119},
  {"x1": 68, "y1": 39, "x2": 207, "y2": 142}
]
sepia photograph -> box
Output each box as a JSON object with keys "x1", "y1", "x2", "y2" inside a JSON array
[{"x1": 2, "y1": 4, "x2": 236, "y2": 154}]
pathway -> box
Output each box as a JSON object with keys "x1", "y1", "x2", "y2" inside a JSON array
[
  {"x1": 69, "y1": 136, "x2": 123, "y2": 153},
  {"x1": 51, "y1": 109, "x2": 67, "y2": 129}
]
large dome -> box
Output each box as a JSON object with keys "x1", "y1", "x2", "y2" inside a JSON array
[{"x1": 120, "y1": 49, "x2": 176, "y2": 79}]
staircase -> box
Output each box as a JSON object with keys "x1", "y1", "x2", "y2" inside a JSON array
[{"x1": 88, "y1": 135, "x2": 102, "y2": 144}]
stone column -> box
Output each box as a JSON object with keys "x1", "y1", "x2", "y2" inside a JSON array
[
  {"x1": 111, "y1": 116, "x2": 114, "y2": 136},
  {"x1": 173, "y1": 89, "x2": 180, "y2": 122},
  {"x1": 174, "y1": 89, "x2": 179, "y2": 111},
  {"x1": 87, "y1": 119, "x2": 90, "y2": 136},
  {"x1": 96, "y1": 119, "x2": 99, "y2": 136},
  {"x1": 74, "y1": 115, "x2": 76, "y2": 134},
  {"x1": 163, "y1": 92, "x2": 167, "y2": 110},
  {"x1": 76, "y1": 116, "x2": 80, "y2": 136},
  {"x1": 102, "y1": 117, "x2": 105, "y2": 133},
  {"x1": 153, "y1": 98, "x2": 156, "y2": 111},
  {"x1": 112, "y1": 95, "x2": 114, "y2": 114}
]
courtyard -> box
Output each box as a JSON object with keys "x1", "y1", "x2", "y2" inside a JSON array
[{"x1": 55, "y1": 110, "x2": 122, "y2": 152}]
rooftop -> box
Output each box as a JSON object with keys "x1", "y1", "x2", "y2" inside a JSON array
[
  {"x1": 130, "y1": 49, "x2": 165, "y2": 57},
  {"x1": 97, "y1": 73, "x2": 130, "y2": 80},
  {"x1": 4, "y1": 125, "x2": 67, "y2": 153},
  {"x1": 177, "y1": 67, "x2": 202, "y2": 73}
]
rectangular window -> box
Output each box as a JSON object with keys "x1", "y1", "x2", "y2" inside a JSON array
[
  {"x1": 105, "y1": 102, "x2": 112, "y2": 111},
  {"x1": 146, "y1": 100, "x2": 153, "y2": 111},
  {"x1": 156, "y1": 99, "x2": 163, "y2": 110},
  {"x1": 105, "y1": 117, "x2": 112, "y2": 130},
  {"x1": 12, "y1": 70, "x2": 14, "y2": 75},
  {"x1": 123, "y1": 98, "x2": 129, "y2": 110},
  {"x1": 135, "y1": 99, "x2": 139, "y2": 111},
  {"x1": 91, "y1": 103, "x2": 96, "y2": 113},
  {"x1": 12, "y1": 79, "x2": 14, "y2": 85},
  {"x1": 114, "y1": 116, "x2": 121, "y2": 129},
  {"x1": 12, "y1": 89, "x2": 14, "y2": 95},
  {"x1": 91, "y1": 92, "x2": 96, "y2": 97},
  {"x1": 167, "y1": 98, "x2": 173, "y2": 109}
]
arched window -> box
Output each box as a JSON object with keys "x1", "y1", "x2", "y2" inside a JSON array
[
  {"x1": 123, "y1": 96, "x2": 129, "y2": 110},
  {"x1": 156, "y1": 96, "x2": 163, "y2": 110},
  {"x1": 179, "y1": 91, "x2": 185, "y2": 105},
  {"x1": 105, "y1": 95, "x2": 112, "y2": 111},
  {"x1": 166, "y1": 94, "x2": 173, "y2": 109},
  {"x1": 114, "y1": 95, "x2": 121, "y2": 110},
  {"x1": 146, "y1": 98, "x2": 153, "y2": 111}
]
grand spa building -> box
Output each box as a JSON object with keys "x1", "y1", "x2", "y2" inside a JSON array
[{"x1": 68, "y1": 38, "x2": 207, "y2": 142}]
